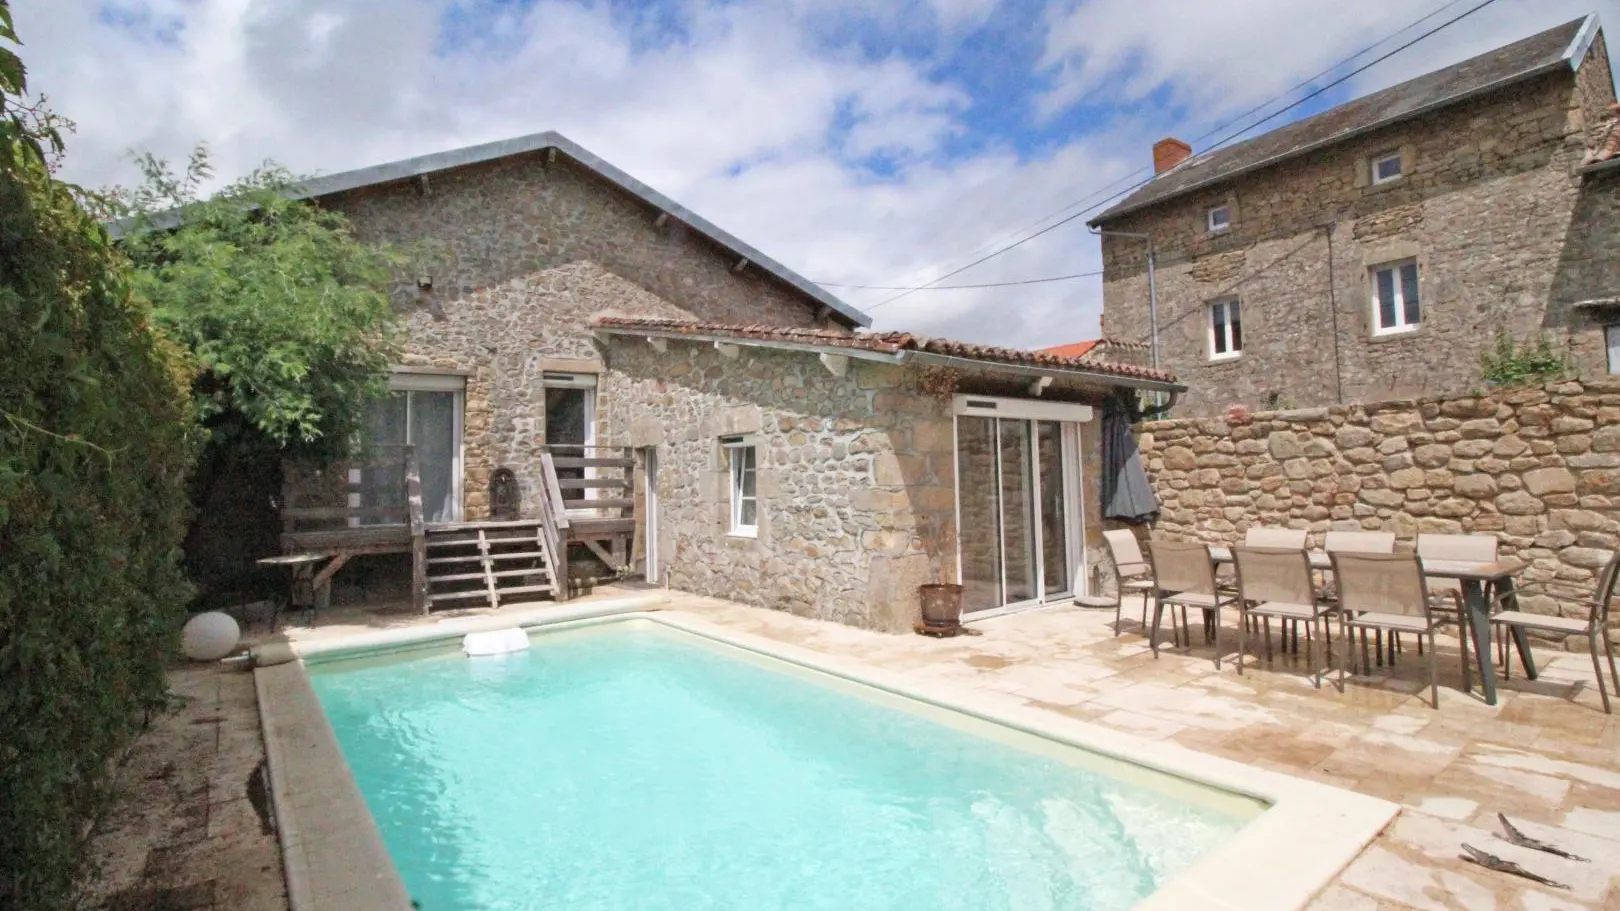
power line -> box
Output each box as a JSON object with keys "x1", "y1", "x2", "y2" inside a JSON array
[
  {"x1": 813, "y1": 269, "x2": 1103, "y2": 291},
  {"x1": 858, "y1": 0, "x2": 1497, "y2": 314}
]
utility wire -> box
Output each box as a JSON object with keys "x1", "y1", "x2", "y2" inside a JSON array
[
  {"x1": 812, "y1": 269, "x2": 1103, "y2": 291},
  {"x1": 854, "y1": 0, "x2": 1497, "y2": 313}
]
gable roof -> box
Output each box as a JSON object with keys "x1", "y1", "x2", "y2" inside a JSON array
[
  {"x1": 590, "y1": 316, "x2": 1184, "y2": 391},
  {"x1": 1089, "y1": 14, "x2": 1600, "y2": 226},
  {"x1": 112, "y1": 131, "x2": 872, "y2": 329}
]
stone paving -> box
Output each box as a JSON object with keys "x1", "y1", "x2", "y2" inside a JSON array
[{"x1": 83, "y1": 662, "x2": 286, "y2": 911}]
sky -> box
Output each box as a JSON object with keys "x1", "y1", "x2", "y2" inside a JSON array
[{"x1": 11, "y1": 0, "x2": 1620, "y2": 348}]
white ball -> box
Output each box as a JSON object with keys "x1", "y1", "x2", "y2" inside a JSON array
[{"x1": 181, "y1": 611, "x2": 241, "y2": 661}]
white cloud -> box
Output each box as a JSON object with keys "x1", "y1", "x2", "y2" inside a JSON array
[{"x1": 9, "y1": 0, "x2": 1620, "y2": 354}]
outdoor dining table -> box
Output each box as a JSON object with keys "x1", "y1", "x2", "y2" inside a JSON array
[{"x1": 1206, "y1": 546, "x2": 1531, "y2": 705}]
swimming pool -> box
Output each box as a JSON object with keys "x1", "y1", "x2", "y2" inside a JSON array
[{"x1": 308, "y1": 619, "x2": 1261, "y2": 911}]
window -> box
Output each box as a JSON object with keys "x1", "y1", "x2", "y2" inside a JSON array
[
  {"x1": 1208, "y1": 298, "x2": 1242, "y2": 359},
  {"x1": 1607, "y1": 325, "x2": 1620, "y2": 374},
  {"x1": 1207, "y1": 205, "x2": 1231, "y2": 233},
  {"x1": 1371, "y1": 150, "x2": 1403, "y2": 185},
  {"x1": 354, "y1": 373, "x2": 464, "y2": 524},
  {"x1": 1371, "y1": 260, "x2": 1421, "y2": 335},
  {"x1": 723, "y1": 436, "x2": 758, "y2": 536}
]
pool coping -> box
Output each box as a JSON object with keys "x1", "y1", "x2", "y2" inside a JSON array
[{"x1": 257, "y1": 602, "x2": 1398, "y2": 911}]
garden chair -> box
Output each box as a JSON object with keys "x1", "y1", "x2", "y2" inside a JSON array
[
  {"x1": 1233, "y1": 545, "x2": 1337, "y2": 688},
  {"x1": 1146, "y1": 540, "x2": 1237, "y2": 667},
  {"x1": 1416, "y1": 532, "x2": 1498, "y2": 685},
  {"x1": 1103, "y1": 528, "x2": 1155, "y2": 638},
  {"x1": 1324, "y1": 530, "x2": 1397, "y2": 665},
  {"x1": 1225, "y1": 526, "x2": 1310, "y2": 636},
  {"x1": 1332, "y1": 551, "x2": 1447, "y2": 708},
  {"x1": 1489, "y1": 550, "x2": 1620, "y2": 714}
]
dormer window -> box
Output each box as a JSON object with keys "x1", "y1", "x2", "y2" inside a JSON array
[
  {"x1": 1207, "y1": 205, "x2": 1231, "y2": 234},
  {"x1": 1371, "y1": 150, "x2": 1404, "y2": 184}
]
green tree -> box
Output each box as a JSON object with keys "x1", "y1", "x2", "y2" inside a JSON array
[
  {"x1": 111, "y1": 147, "x2": 406, "y2": 600},
  {"x1": 1, "y1": 2, "x2": 195, "y2": 907},
  {"x1": 114, "y1": 146, "x2": 404, "y2": 466}
]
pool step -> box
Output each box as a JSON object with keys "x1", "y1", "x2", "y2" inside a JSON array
[{"x1": 421, "y1": 523, "x2": 561, "y2": 611}]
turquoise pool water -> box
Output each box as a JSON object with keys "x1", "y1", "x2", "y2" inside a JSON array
[{"x1": 309, "y1": 621, "x2": 1252, "y2": 911}]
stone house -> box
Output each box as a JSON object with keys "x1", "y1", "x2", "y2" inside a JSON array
[
  {"x1": 1090, "y1": 14, "x2": 1620, "y2": 417},
  {"x1": 229, "y1": 132, "x2": 1185, "y2": 629}
]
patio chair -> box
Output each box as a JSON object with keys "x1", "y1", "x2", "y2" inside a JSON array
[
  {"x1": 1332, "y1": 551, "x2": 1447, "y2": 708},
  {"x1": 1226, "y1": 526, "x2": 1311, "y2": 636},
  {"x1": 1416, "y1": 532, "x2": 1498, "y2": 682},
  {"x1": 1489, "y1": 550, "x2": 1620, "y2": 714},
  {"x1": 1146, "y1": 539, "x2": 1237, "y2": 667},
  {"x1": 1323, "y1": 530, "x2": 1398, "y2": 665},
  {"x1": 1103, "y1": 528, "x2": 1155, "y2": 638},
  {"x1": 1232, "y1": 545, "x2": 1336, "y2": 687}
]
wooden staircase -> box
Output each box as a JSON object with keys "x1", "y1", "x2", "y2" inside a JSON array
[{"x1": 422, "y1": 519, "x2": 562, "y2": 609}]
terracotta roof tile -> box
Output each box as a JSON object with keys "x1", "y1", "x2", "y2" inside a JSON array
[{"x1": 591, "y1": 316, "x2": 1179, "y2": 385}]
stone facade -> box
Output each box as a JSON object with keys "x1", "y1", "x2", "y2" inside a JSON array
[
  {"x1": 601, "y1": 337, "x2": 1113, "y2": 631},
  {"x1": 324, "y1": 154, "x2": 841, "y2": 517},
  {"x1": 1098, "y1": 37, "x2": 1620, "y2": 416},
  {"x1": 1136, "y1": 378, "x2": 1620, "y2": 647}
]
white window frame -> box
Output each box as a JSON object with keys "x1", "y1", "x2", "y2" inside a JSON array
[
  {"x1": 1606, "y1": 325, "x2": 1620, "y2": 375},
  {"x1": 349, "y1": 370, "x2": 466, "y2": 524},
  {"x1": 722, "y1": 435, "x2": 758, "y2": 538},
  {"x1": 1370, "y1": 259, "x2": 1422, "y2": 336},
  {"x1": 1207, "y1": 204, "x2": 1231, "y2": 234},
  {"x1": 1370, "y1": 150, "x2": 1404, "y2": 185},
  {"x1": 1208, "y1": 297, "x2": 1242, "y2": 361}
]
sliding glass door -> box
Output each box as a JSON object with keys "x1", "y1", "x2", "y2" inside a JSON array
[{"x1": 953, "y1": 396, "x2": 1088, "y2": 618}]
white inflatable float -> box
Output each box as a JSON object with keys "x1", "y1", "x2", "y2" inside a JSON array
[{"x1": 462, "y1": 627, "x2": 530, "y2": 657}]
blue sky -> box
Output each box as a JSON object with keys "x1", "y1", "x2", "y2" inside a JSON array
[{"x1": 18, "y1": 0, "x2": 1620, "y2": 347}]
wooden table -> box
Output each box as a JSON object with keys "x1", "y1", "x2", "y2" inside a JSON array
[
  {"x1": 256, "y1": 553, "x2": 328, "y2": 630},
  {"x1": 1207, "y1": 547, "x2": 1530, "y2": 704}
]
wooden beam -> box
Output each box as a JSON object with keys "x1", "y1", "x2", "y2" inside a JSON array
[
  {"x1": 818, "y1": 352, "x2": 849, "y2": 377},
  {"x1": 714, "y1": 341, "x2": 740, "y2": 359},
  {"x1": 647, "y1": 336, "x2": 668, "y2": 353},
  {"x1": 653, "y1": 212, "x2": 669, "y2": 228},
  {"x1": 732, "y1": 257, "x2": 749, "y2": 273},
  {"x1": 1028, "y1": 376, "x2": 1053, "y2": 397}
]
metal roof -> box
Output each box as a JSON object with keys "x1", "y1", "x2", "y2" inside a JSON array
[
  {"x1": 111, "y1": 131, "x2": 872, "y2": 328},
  {"x1": 1089, "y1": 14, "x2": 1600, "y2": 226}
]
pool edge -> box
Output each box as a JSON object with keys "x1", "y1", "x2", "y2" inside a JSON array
[{"x1": 265, "y1": 606, "x2": 1399, "y2": 911}]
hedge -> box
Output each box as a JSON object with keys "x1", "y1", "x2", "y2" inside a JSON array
[{"x1": 0, "y1": 96, "x2": 195, "y2": 911}]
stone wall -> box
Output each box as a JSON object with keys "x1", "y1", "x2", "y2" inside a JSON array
[
  {"x1": 327, "y1": 155, "x2": 840, "y2": 517},
  {"x1": 1099, "y1": 37, "x2": 1620, "y2": 416},
  {"x1": 1137, "y1": 378, "x2": 1620, "y2": 646},
  {"x1": 601, "y1": 337, "x2": 1115, "y2": 631}
]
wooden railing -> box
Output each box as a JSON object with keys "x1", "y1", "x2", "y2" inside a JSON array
[{"x1": 537, "y1": 451, "x2": 570, "y2": 601}]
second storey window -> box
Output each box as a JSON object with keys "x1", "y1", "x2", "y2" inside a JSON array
[
  {"x1": 723, "y1": 435, "x2": 758, "y2": 537},
  {"x1": 1371, "y1": 260, "x2": 1421, "y2": 335},
  {"x1": 1371, "y1": 150, "x2": 1404, "y2": 184},
  {"x1": 1208, "y1": 298, "x2": 1242, "y2": 360},
  {"x1": 1207, "y1": 205, "x2": 1230, "y2": 233}
]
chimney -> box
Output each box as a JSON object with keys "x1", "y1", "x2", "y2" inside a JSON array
[{"x1": 1153, "y1": 137, "x2": 1192, "y2": 174}]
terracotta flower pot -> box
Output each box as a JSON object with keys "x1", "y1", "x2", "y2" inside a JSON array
[{"x1": 918, "y1": 583, "x2": 965, "y2": 627}]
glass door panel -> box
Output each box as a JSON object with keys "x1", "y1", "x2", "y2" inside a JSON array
[
  {"x1": 999, "y1": 419, "x2": 1038, "y2": 604},
  {"x1": 955, "y1": 416, "x2": 1002, "y2": 612},
  {"x1": 1038, "y1": 421, "x2": 1069, "y2": 596},
  {"x1": 358, "y1": 394, "x2": 407, "y2": 524},
  {"x1": 409, "y1": 390, "x2": 458, "y2": 523}
]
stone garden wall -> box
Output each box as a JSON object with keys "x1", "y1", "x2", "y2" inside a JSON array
[{"x1": 1138, "y1": 378, "x2": 1620, "y2": 645}]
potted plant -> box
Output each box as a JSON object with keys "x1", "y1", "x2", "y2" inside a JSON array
[{"x1": 918, "y1": 520, "x2": 963, "y2": 628}]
